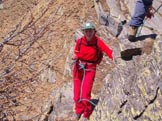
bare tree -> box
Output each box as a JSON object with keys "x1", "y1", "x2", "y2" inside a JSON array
[{"x1": 0, "y1": 2, "x2": 65, "y2": 120}]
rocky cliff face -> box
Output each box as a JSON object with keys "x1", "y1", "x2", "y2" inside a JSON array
[
  {"x1": 0, "y1": 0, "x2": 162, "y2": 121},
  {"x1": 91, "y1": 1, "x2": 162, "y2": 120},
  {"x1": 93, "y1": 38, "x2": 162, "y2": 121}
]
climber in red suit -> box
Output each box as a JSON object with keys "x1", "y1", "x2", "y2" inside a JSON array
[{"x1": 72, "y1": 22, "x2": 113, "y2": 120}]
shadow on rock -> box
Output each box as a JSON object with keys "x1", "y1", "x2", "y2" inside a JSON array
[
  {"x1": 91, "y1": 99, "x2": 99, "y2": 111},
  {"x1": 129, "y1": 34, "x2": 157, "y2": 42},
  {"x1": 120, "y1": 48, "x2": 142, "y2": 61}
]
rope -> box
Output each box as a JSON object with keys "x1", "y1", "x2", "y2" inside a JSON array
[
  {"x1": 78, "y1": 62, "x2": 86, "y2": 102},
  {"x1": 154, "y1": 4, "x2": 162, "y2": 14},
  {"x1": 76, "y1": 61, "x2": 97, "y2": 107},
  {"x1": 136, "y1": 4, "x2": 162, "y2": 37},
  {"x1": 136, "y1": 18, "x2": 146, "y2": 37}
]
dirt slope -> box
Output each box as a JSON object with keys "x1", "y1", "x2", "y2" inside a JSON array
[{"x1": 0, "y1": 0, "x2": 111, "y2": 120}]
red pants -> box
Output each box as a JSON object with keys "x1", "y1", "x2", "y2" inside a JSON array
[{"x1": 73, "y1": 62, "x2": 96, "y2": 118}]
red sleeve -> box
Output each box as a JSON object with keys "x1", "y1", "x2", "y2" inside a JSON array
[{"x1": 98, "y1": 38, "x2": 113, "y2": 60}]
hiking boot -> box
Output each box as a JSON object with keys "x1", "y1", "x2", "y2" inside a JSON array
[
  {"x1": 72, "y1": 113, "x2": 81, "y2": 121},
  {"x1": 128, "y1": 26, "x2": 138, "y2": 42}
]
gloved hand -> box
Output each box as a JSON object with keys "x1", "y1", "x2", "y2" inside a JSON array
[
  {"x1": 72, "y1": 55, "x2": 78, "y2": 64},
  {"x1": 146, "y1": 6, "x2": 154, "y2": 19}
]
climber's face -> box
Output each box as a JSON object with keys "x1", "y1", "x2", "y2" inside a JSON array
[{"x1": 83, "y1": 29, "x2": 96, "y2": 41}]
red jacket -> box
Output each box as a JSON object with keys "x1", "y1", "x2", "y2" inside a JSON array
[{"x1": 74, "y1": 36, "x2": 113, "y2": 63}]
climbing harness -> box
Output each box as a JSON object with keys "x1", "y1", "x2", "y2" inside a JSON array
[{"x1": 136, "y1": 4, "x2": 162, "y2": 37}]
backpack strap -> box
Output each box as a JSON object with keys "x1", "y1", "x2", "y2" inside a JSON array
[
  {"x1": 77, "y1": 38, "x2": 82, "y2": 52},
  {"x1": 95, "y1": 39, "x2": 103, "y2": 64},
  {"x1": 78, "y1": 37, "x2": 98, "y2": 51}
]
